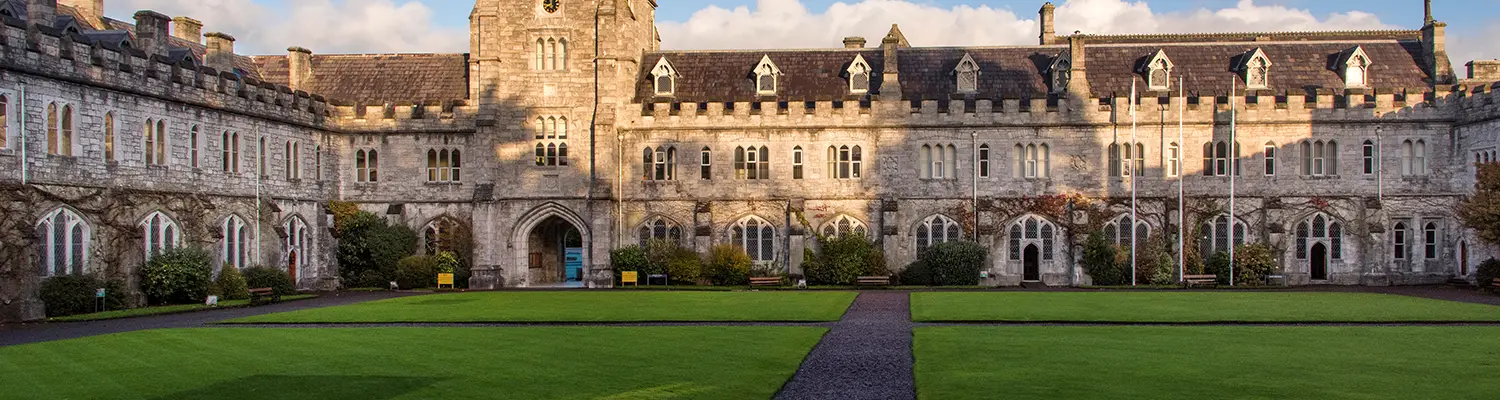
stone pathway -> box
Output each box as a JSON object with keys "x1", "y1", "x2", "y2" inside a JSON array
[{"x1": 774, "y1": 292, "x2": 915, "y2": 400}]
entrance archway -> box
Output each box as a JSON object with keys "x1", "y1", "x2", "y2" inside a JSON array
[
  {"x1": 526, "y1": 216, "x2": 585, "y2": 285},
  {"x1": 1311, "y1": 243, "x2": 1328, "y2": 281},
  {"x1": 1023, "y1": 244, "x2": 1040, "y2": 281},
  {"x1": 287, "y1": 250, "x2": 299, "y2": 283},
  {"x1": 1460, "y1": 241, "x2": 1469, "y2": 276}
]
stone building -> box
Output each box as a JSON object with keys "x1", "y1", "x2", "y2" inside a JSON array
[{"x1": 2, "y1": 0, "x2": 1499, "y2": 321}]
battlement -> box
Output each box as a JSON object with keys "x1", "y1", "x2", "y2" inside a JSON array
[
  {"x1": 0, "y1": 15, "x2": 335, "y2": 129},
  {"x1": 331, "y1": 101, "x2": 481, "y2": 133},
  {"x1": 1449, "y1": 81, "x2": 1500, "y2": 124}
]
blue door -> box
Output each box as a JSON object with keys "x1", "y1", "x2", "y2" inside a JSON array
[{"x1": 565, "y1": 248, "x2": 584, "y2": 281}]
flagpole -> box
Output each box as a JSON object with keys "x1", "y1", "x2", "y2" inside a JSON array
[
  {"x1": 1178, "y1": 76, "x2": 1185, "y2": 283},
  {"x1": 1228, "y1": 80, "x2": 1237, "y2": 286},
  {"x1": 1130, "y1": 80, "x2": 1138, "y2": 286}
]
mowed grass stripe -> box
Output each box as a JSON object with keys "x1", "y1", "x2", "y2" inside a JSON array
[
  {"x1": 916, "y1": 326, "x2": 1500, "y2": 400},
  {"x1": 227, "y1": 291, "x2": 858, "y2": 323},
  {"x1": 912, "y1": 292, "x2": 1500, "y2": 322},
  {"x1": 0, "y1": 327, "x2": 828, "y2": 400}
]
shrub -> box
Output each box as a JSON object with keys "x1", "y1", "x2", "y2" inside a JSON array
[
  {"x1": 40, "y1": 275, "x2": 128, "y2": 317},
  {"x1": 211, "y1": 266, "x2": 251, "y2": 300},
  {"x1": 395, "y1": 255, "x2": 440, "y2": 289},
  {"x1": 1204, "y1": 252, "x2": 1231, "y2": 285},
  {"x1": 1233, "y1": 244, "x2": 1280, "y2": 286},
  {"x1": 433, "y1": 252, "x2": 461, "y2": 274},
  {"x1": 242, "y1": 266, "x2": 297, "y2": 296},
  {"x1": 804, "y1": 233, "x2": 887, "y2": 285},
  {"x1": 139, "y1": 247, "x2": 215, "y2": 305},
  {"x1": 610, "y1": 245, "x2": 658, "y2": 278},
  {"x1": 641, "y1": 240, "x2": 702, "y2": 284},
  {"x1": 1134, "y1": 234, "x2": 1178, "y2": 285},
  {"x1": 904, "y1": 241, "x2": 988, "y2": 286},
  {"x1": 705, "y1": 245, "x2": 753, "y2": 285},
  {"x1": 1082, "y1": 232, "x2": 1126, "y2": 286},
  {"x1": 336, "y1": 211, "x2": 417, "y2": 288},
  {"x1": 1477, "y1": 259, "x2": 1500, "y2": 291}
]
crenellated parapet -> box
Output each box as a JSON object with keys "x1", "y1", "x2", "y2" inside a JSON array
[{"x1": 331, "y1": 101, "x2": 481, "y2": 133}]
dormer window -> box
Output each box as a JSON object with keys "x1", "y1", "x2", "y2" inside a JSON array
[
  {"x1": 1339, "y1": 46, "x2": 1372, "y2": 88},
  {"x1": 1143, "y1": 50, "x2": 1173, "y2": 91},
  {"x1": 847, "y1": 54, "x2": 872, "y2": 94},
  {"x1": 651, "y1": 57, "x2": 678, "y2": 96},
  {"x1": 1048, "y1": 51, "x2": 1071, "y2": 93},
  {"x1": 955, "y1": 53, "x2": 979, "y2": 93},
  {"x1": 1237, "y1": 48, "x2": 1272, "y2": 89},
  {"x1": 753, "y1": 55, "x2": 781, "y2": 95}
]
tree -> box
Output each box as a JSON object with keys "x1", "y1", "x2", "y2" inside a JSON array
[
  {"x1": 336, "y1": 211, "x2": 417, "y2": 287},
  {"x1": 1458, "y1": 163, "x2": 1500, "y2": 247}
]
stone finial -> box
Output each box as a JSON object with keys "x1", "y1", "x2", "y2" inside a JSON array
[
  {"x1": 204, "y1": 32, "x2": 237, "y2": 72},
  {"x1": 1039, "y1": 2, "x2": 1056, "y2": 45},
  {"x1": 1424, "y1": 0, "x2": 1433, "y2": 25},
  {"x1": 59, "y1": 0, "x2": 102, "y2": 25},
  {"x1": 133, "y1": 10, "x2": 171, "y2": 56},
  {"x1": 843, "y1": 37, "x2": 866, "y2": 49},
  {"x1": 172, "y1": 17, "x2": 203, "y2": 44},
  {"x1": 288, "y1": 47, "x2": 315, "y2": 92}
]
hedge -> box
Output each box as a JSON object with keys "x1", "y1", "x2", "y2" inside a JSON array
[
  {"x1": 139, "y1": 247, "x2": 215, "y2": 305},
  {"x1": 40, "y1": 275, "x2": 128, "y2": 317},
  {"x1": 242, "y1": 267, "x2": 297, "y2": 296}
]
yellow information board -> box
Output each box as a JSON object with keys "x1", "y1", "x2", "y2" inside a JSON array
[
  {"x1": 621, "y1": 271, "x2": 639, "y2": 286},
  {"x1": 437, "y1": 273, "x2": 455, "y2": 289}
]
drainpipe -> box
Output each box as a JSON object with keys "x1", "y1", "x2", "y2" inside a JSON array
[
  {"x1": 971, "y1": 130, "x2": 979, "y2": 238},
  {"x1": 785, "y1": 199, "x2": 792, "y2": 275},
  {"x1": 587, "y1": 1, "x2": 603, "y2": 285},
  {"x1": 19, "y1": 82, "x2": 28, "y2": 185}
]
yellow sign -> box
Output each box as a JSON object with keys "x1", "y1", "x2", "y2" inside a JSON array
[
  {"x1": 437, "y1": 273, "x2": 455, "y2": 289},
  {"x1": 622, "y1": 271, "x2": 639, "y2": 286}
]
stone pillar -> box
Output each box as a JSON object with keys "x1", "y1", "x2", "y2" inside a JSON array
[
  {"x1": 879, "y1": 26, "x2": 904, "y2": 101},
  {"x1": 204, "y1": 32, "x2": 237, "y2": 72},
  {"x1": 133, "y1": 10, "x2": 171, "y2": 57},
  {"x1": 1039, "y1": 2, "x2": 1056, "y2": 45},
  {"x1": 288, "y1": 46, "x2": 315, "y2": 92},
  {"x1": 1423, "y1": 21, "x2": 1453, "y2": 84},
  {"x1": 27, "y1": 0, "x2": 56, "y2": 28},
  {"x1": 172, "y1": 16, "x2": 202, "y2": 44},
  {"x1": 1066, "y1": 34, "x2": 1091, "y2": 97}
]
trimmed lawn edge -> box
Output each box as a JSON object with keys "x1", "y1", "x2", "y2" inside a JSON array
[
  {"x1": 918, "y1": 320, "x2": 1500, "y2": 325},
  {"x1": 214, "y1": 319, "x2": 835, "y2": 325},
  {"x1": 49, "y1": 294, "x2": 319, "y2": 322}
]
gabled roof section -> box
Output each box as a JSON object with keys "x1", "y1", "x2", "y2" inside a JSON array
[
  {"x1": 1047, "y1": 50, "x2": 1071, "y2": 73},
  {"x1": 635, "y1": 49, "x2": 885, "y2": 103},
  {"x1": 1139, "y1": 49, "x2": 1174, "y2": 72},
  {"x1": 884, "y1": 24, "x2": 911, "y2": 47},
  {"x1": 953, "y1": 53, "x2": 979, "y2": 73},
  {"x1": 651, "y1": 56, "x2": 678, "y2": 78},
  {"x1": 1334, "y1": 45, "x2": 1372, "y2": 69},
  {"x1": 1232, "y1": 48, "x2": 1273, "y2": 72},
  {"x1": 846, "y1": 54, "x2": 872, "y2": 75},
  {"x1": 252, "y1": 53, "x2": 471, "y2": 105},
  {"x1": 753, "y1": 55, "x2": 781, "y2": 77}
]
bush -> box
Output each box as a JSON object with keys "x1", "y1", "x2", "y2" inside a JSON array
[
  {"x1": 902, "y1": 241, "x2": 988, "y2": 286},
  {"x1": 1133, "y1": 234, "x2": 1178, "y2": 285},
  {"x1": 1233, "y1": 244, "x2": 1280, "y2": 286},
  {"x1": 1082, "y1": 232, "x2": 1126, "y2": 286},
  {"x1": 40, "y1": 275, "x2": 128, "y2": 317},
  {"x1": 139, "y1": 247, "x2": 215, "y2": 305},
  {"x1": 705, "y1": 245, "x2": 753, "y2": 285},
  {"x1": 1477, "y1": 259, "x2": 1500, "y2": 291},
  {"x1": 433, "y1": 252, "x2": 461, "y2": 274},
  {"x1": 611, "y1": 245, "x2": 660, "y2": 279},
  {"x1": 804, "y1": 233, "x2": 887, "y2": 285},
  {"x1": 242, "y1": 266, "x2": 297, "y2": 296},
  {"x1": 336, "y1": 211, "x2": 418, "y2": 288},
  {"x1": 395, "y1": 255, "x2": 440, "y2": 289},
  {"x1": 210, "y1": 266, "x2": 250, "y2": 300},
  {"x1": 1204, "y1": 252, "x2": 1231, "y2": 285}
]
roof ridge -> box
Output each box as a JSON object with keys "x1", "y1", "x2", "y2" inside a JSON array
[{"x1": 1068, "y1": 29, "x2": 1421, "y2": 40}]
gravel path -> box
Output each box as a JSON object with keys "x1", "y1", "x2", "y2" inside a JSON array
[
  {"x1": 0, "y1": 291, "x2": 416, "y2": 347},
  {"x1": 774, "y1": 291, "x2": 915, "y2": 400}
]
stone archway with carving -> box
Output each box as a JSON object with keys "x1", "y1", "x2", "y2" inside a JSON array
[{"x1": 508, "y1": 202, "x2": 592, "y2": 288}]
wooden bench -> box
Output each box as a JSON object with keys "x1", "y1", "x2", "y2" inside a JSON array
[
  {"x1": 1183, "y1": 274, "x2": 1218, "y2": 288},
  {"x1": 248, "y1": 287, "x2": 280, "y2": 305},
  {"x1": 749, "y1": 277, "x2": 781, "y2": 287},
  {"x1": 857, "y1": 276, "x2": 892, "y2": 287},
  {"x1": 1490, "y1": 278, "x2": 1500, "y2": 291}
]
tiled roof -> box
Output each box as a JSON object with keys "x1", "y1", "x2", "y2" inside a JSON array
[
  {"x1": 637, "y1": 49, "x2": 885, "y2": 103},
  {"x1": 252, "y1": 53, "x2": 470, "y2": 105},
  {"x1": 637, "y1": 40, "x2": 1432, "y2": 103},
  {"x1": 97, "y1": 18, "x2": 265, "y2": 80}
]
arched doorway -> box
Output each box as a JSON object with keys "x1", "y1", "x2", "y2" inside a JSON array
[
  {"x1": 287, "y1": 250, "x2": 299, "y2": 283},
  {"x1": 527, "y1": 216, "x2": 584, "y2": 286},
  {"x1": 1023, "y1": 244, "x2": 1041, "y2": 281},
  {"x1": 1310, "y1": 243, "x2": 1328, "y2": 281},
  {"x1": 1460, "y1": 241, "x2": 1469, "y2": 276}
]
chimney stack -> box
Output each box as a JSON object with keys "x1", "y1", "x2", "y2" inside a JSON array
[
  {"x1": 880, "y1": 25, "x2": 907, "y2": 100},
  {"x1": 1039, "y1": 2, "x2": 1056, "y2": 45},
  {"x1": 173, "y1": 17, "x2": 203, "y2": 45},
  {"x1": 1423, "y1": 22, "x2": 1453, "y2": 85},
  {"x1": 133, "y1": 10, "x2": 171, "y2": 57},
  {"x1": 59, "y1": 0, "x2": 101, "y2": 25},
  {"x1": 288, "y1": 47, "x2": 315, "y2": 92},
  {"x1": 1066, "y1": 33, "x2": 1090, "y2": 96},
  {"x1": 843, "y1": 37, "x2": 866, "y2": 49},
  {"x1": 28, "y1": 0, "x2": 58, "y2": 29},
  {"x1": 204, "y1": 32, "x2": 237, "y2": 72}
]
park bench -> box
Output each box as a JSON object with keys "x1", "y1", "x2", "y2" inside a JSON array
[
  {"x1": 248, "y1": 287, "x2": 280, "y2": 305},
  {"x1": 857, "y1": 276, "x2": 892, "y2": 287},
  {"x1": 749, "y1": 277, "x2": 782, "y2": 287},
  {"x1": 1183, "y1": 274, "x2": 1218, "y2": 288},
  {"x1": 1491, "y1": 278, "x2": 1500, "y2": 292}
]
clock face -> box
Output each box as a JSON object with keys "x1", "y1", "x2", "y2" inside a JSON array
[{"x1": 543, "y1": 0, "x2": 560, "y2": 13}]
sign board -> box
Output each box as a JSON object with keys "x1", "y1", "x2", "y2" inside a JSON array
[
  {"x1": 437, "y1": 273, "x2": 455, "y2": 289},
  {"x1": 96, "y1": 288, "x2": 106, "y2": 298},
  {"x1": 621, "y1": 271, "x2": 639, "y2": 286}
]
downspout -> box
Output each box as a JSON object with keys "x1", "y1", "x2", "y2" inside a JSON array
[
  {"x1": 19, "y1": 82, "x2": 28, "y2": 185},
  {"x1": 971, "y1": 130, "x2": 978, "y2": 238},
  {"x1": 588, "y1": 1, "x2": 602, "y2": 284},
  {"x1": 786, "y1": 199, "x2": 792, "y2": 275}
]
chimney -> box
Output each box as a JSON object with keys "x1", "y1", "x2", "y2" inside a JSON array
[
  {"x1": 1423, "y1": 21, "x2": 1453, "y2": 85},
  {"x1": 843, "y1": 37, "x2": 866, "y2": 49},
  {"x1": 1424, "y1": 0, "x2": 1433, "y2": 25},
  {"x1": 880, "y1": 26, "x2": 905, "y2": 100},
  {"x1": 1066, "y1": 33, "x2": 1090, "y2": 96},
  {"x1": 1467, "y1": 61, "x2": 1500, "y2": 81},
  {"x1": 59, "y1": 0, "x2": 101, "y2": 25},
  {"x1": 1039, "y1": 2, "x2": 1056, "y2": 45},
  {"x1": 28, "y1": 0, "x2": 57, "y2": 29},
  {"x1": 288, "y1": 47, "x2": 315, "y2": 92},
  {"x1": 133, "y1": 10, "x2": 171, "y2": 57},
  {"x1": 204, "y1": 32, "x2": 237, "y2": 72},
  {"x1": 172, "y1": 17, "x2": 203, "y2": 44}
]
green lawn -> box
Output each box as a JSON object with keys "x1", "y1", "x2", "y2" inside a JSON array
[
  {"x1": 226, "y1": 291, "x2": 857, "y2": 323},
  {"x1": 0, "y1": 326, "x2": 826, "y2": 400},
  {"x1": 916, "y1": 326, "x2": 1500, "y2": 400},
  {"x1": 912, "y1": 292, "x2": 1500, "y2": 322},
  {"x1": 50, "y1": 295, "x2": 319, "y2": 322}
]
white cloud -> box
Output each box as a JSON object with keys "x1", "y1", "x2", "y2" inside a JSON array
[
  {"x1": 105, "y1": 0, "x2": 468, "y2": 55},
  {"x1": 657, "y1": 0, "x2": 1399, "y2": 50}
]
